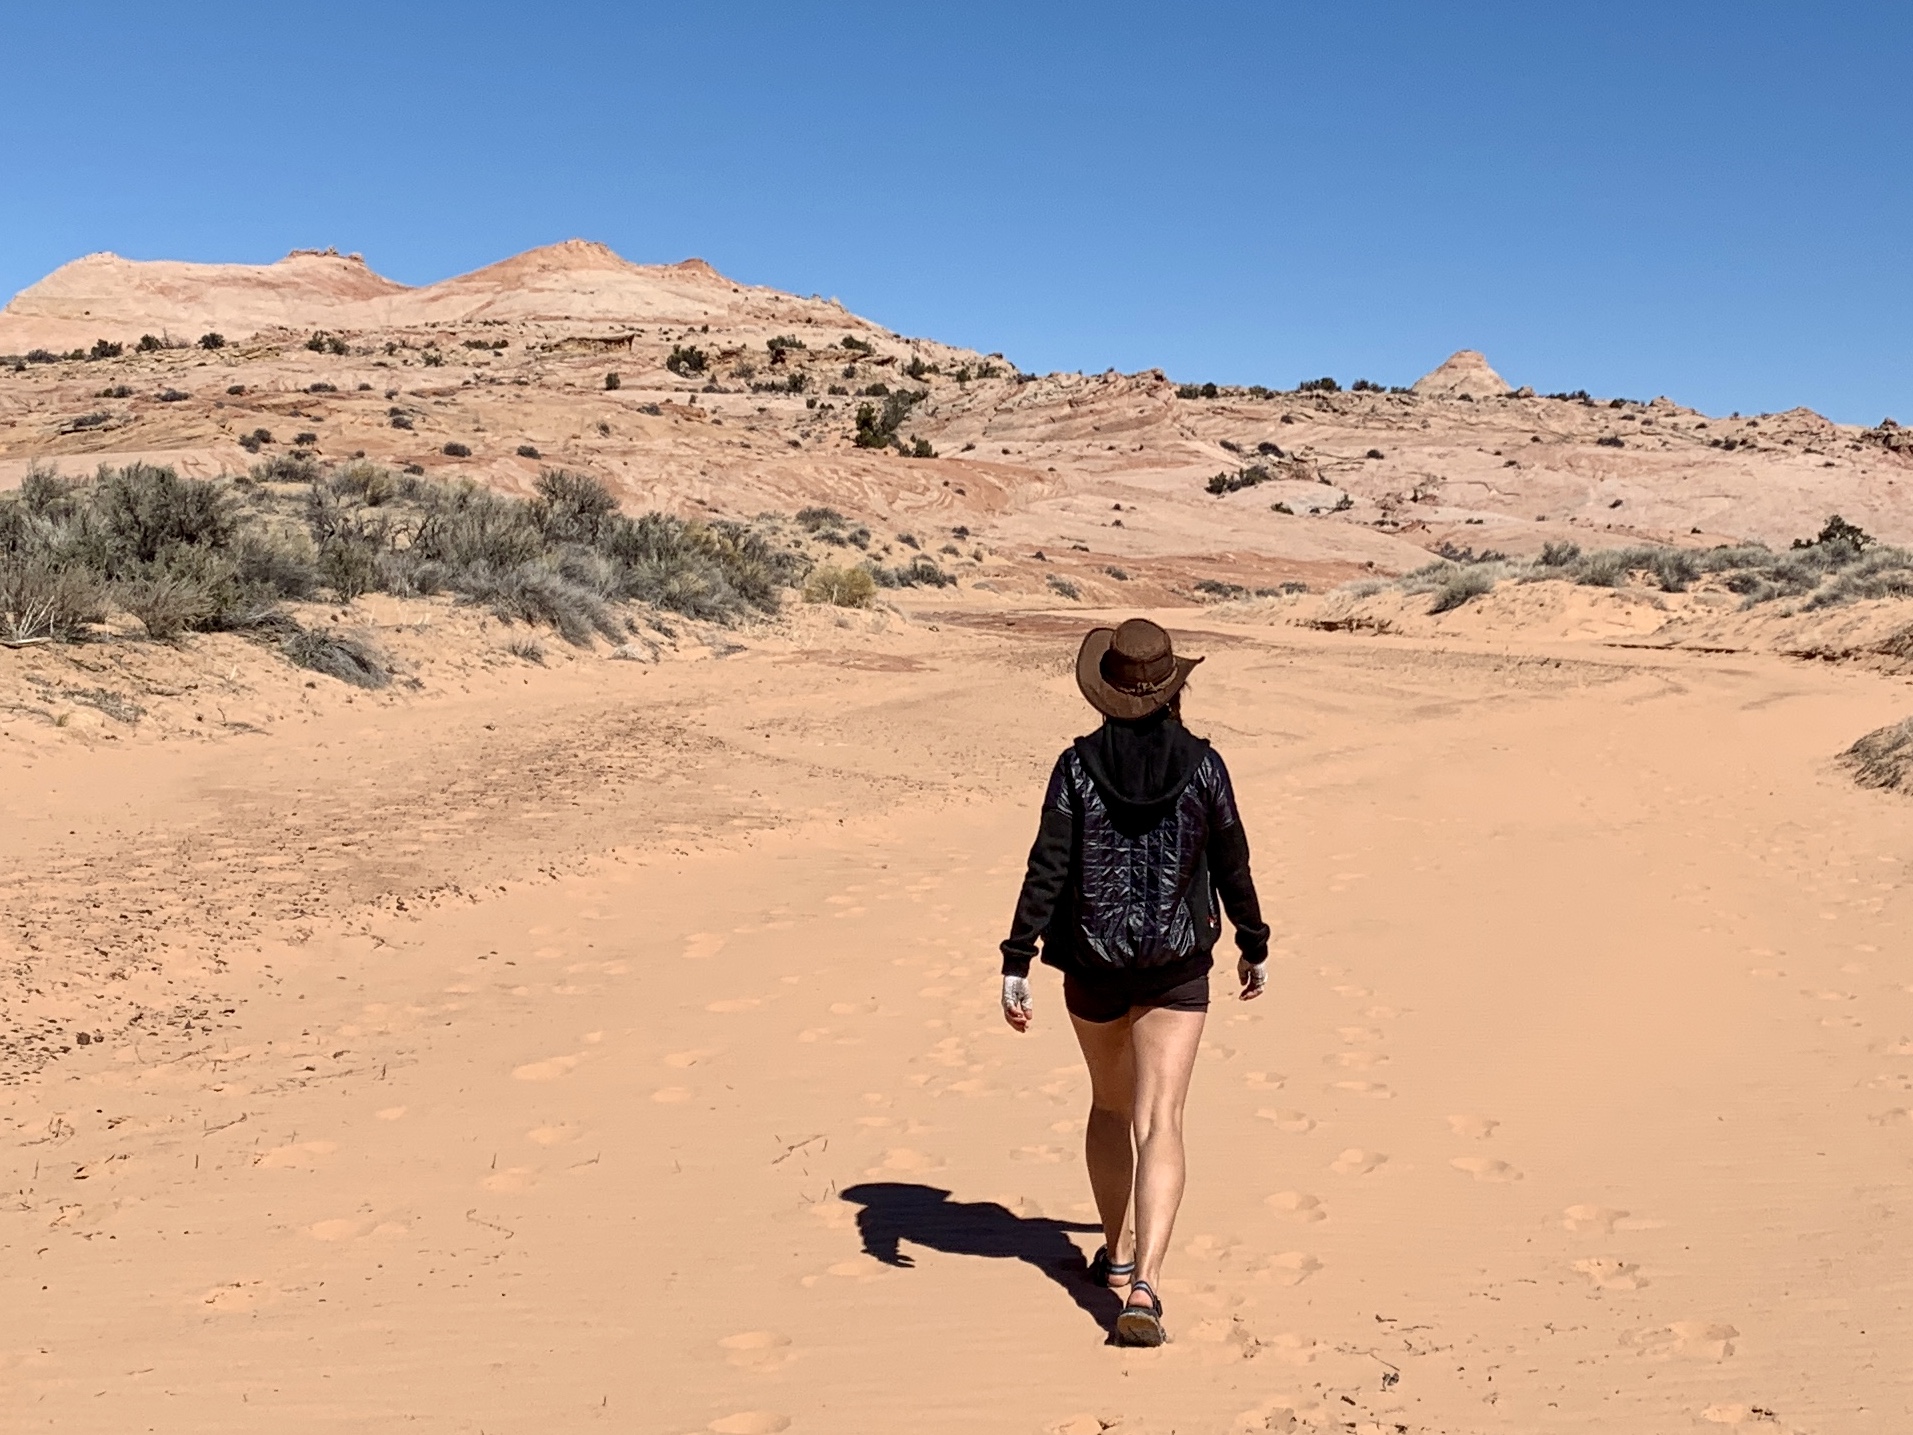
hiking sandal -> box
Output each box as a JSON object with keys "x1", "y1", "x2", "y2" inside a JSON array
[
  {"x1": 1115, "y1": 1280, "x2": 1165, "y2": 1346},
  {"x1": 1086, "y1": 1245, "x2": 1135, "y2": 1288}
]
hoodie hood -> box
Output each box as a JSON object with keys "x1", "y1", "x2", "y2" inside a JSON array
[{"x1": 1072, "y1": 711, "x2": 1211, "y2": 836}]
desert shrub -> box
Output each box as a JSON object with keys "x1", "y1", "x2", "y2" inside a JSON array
[
  {"x1": 137, "y1": 334, "x2": 163, "y2": 353},
  {"x1": 66, "y1": 412, "x2": 112, "y2": 431},
  {"x1": 157, "y1": 388, "x2": 189, "y2": 403},
  {"x1": 797, "y1": 506, "x2": 846, "y2": 531},
  {"x1": 255, "y1": 451, "x2": 322, "y2": 484},
  {"x1": 1365, "y1": 448, "x2": 1385, "y2": 460},
  {"x1": 904, "y1": 356, "x2": 936, "y2": 380},
  {"x1": 1048, "y1": 574, "x2": 1082, "y2": 600},
  {"x1": 421, "y1": 348, "x2": 444, "y2": 367},
  {"x1": 841, "y1": 335, "x2": 874, "y2": 353},
  {"x1": 1207, "y1": 465, "x2": 1272, "y2": 496},
  {"x1": 853, "y1": 390, "x2": 927, "y2": 450},
  {"x1": 1793, "y1": 514, "x2": 1874, "y2": 558},
  {"x1": 99, "y1": 385, "x2": 134, "y2": 399},
  {"x1": 975, "y1": 362, "x2": 1001, "y2": 379},
  {"x1": 1105, "y1": 565, "x2": 1130, "y2": 582},
  {"x1": 89, "y1": 339, "x2": 123, "y2": 360},
  {"x1": 294, "y1": 432, "x2": 317, "y2": 446},
  {"x1": 1428, "y1": 566, "x2": 1497, "y2": 613},
  {"x1": 516, "y1": 444, "x2": 541, "y2": 459},
  {"x1": 908, "y1": 437, "x2": 935, "y2": 458},
  {"x1": 1840, "y1": 716, "x2": 1913, "y2": 793},
  {"x1": 390, "y1": 413, "x2": 414, "y2": 430},
  {"x1": 506, "y1": 637, "x2": 546, "y2": 664},
  {"x1": 1298, "y1": 377, "x2": 1340, "y2": 393},
  {"x1": 1195, "y1": 578, "x2": 1248, "y2": 600},
  {"x1": 865, "y1": 556, "x2": 954, "y2": 589},
  {"x1": 1596, "y1": 435, "x2": 1625, "y2": 448},
  {"x1": 198, "y1": 333, "x2": 224, "y2": 350},
  {"x1": 0, "y1": 559, "x2": 107, "y2": 643},
  {"x1": 666, "y1": 345, "x2": 708, "y2": 375},
  {"x1": 604, "y1": 372, "x2": 621, "y2": 390},
  {"x1": 115, "y1": 571, "x2": 216, "y2": 638},
  {"x1": 1537, "y1": 541, "x2": 1581, "y2": 566},
  {"x1": 1350, "y1": 379, "x2": 1383, "y2": 393},
  {"x1": 307, "y1": 382, "x2": 337, "y2": 394},
  {"x1": 804, "y1": 564, "x2": 876, "y2": 607},
  {"x1": 531, "y1": 468, "x2": 619, "y2": 544},
  {"x1": 283, "y1": 624, "x2": 390, "y2": 688},
  {"x1": 442, "y1": 442, "x2": 472, "y2": 458},
  {"x1": 768, "y1": 335, "x2": 807, "y2": 354}
]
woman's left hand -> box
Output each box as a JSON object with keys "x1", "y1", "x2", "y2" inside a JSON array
[
  {"x1": 1002, "y1": 974, "x2": 1033, "y2": 1031},
  {"x1": 1238, "y1": 957, "x2": 1268, "y2": 1000}
]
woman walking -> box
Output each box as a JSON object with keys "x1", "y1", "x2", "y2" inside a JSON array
[{"x1": 1000, "y1": 619, "x2": 1269, "y2": 1347}]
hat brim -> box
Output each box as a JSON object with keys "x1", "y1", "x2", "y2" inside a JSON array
[{"x1": 1075, "y1": 627, "x2": 1202, "y2": 721}]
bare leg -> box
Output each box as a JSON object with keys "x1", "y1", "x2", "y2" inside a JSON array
[
  {"x1": 1125, "y1": 1005, "x2": 1205, "y2": 1303},
  {"x1": 1069, "y1": 1009, "x2": 1137, "y2": 1283}
]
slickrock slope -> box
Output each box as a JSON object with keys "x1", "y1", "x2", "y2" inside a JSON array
[{"x1": 4, "y1": 244, "x2": 1909, "y2": 596}]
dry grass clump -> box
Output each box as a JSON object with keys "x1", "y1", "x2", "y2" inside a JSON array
[
  {"x1": 283, "y1": 625, "x2": 391, "y2": 689},
  {"x1": 1839, "y1": 716, "x2": 1913, "y2": 793}
]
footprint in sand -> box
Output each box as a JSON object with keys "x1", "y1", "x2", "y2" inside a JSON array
[
  {"x1": 483, "y1": 1166, "x2": 539, "y2": 1192},
  {"x1": 683, "y1": 933, "x2": 726, "y2": 960},
  {"x1": 719, "y1": 1331, "x2": 793, "y2": 1370},
  {"x1": 200, "y1": 1281, "x2": 277, "y2": 1312},
  {"x1": 1265, "y1": 1191, "x2": 1326, "y2": 1223},
  {"x1": 513, "y1": 1054, "x2": 582, "y2": 1081},
  {"x1": 1447, "y1": 1114, "x2": 1499, "y2": 1140},
  {"x1": 705, "y1": 998, "x2": 762, "y2": 1014},
  {"x1": 1621, "y1": 1321, "x2": 1739, "y2": 1359},
  {"x1": 1563, "y1": 1204, "x2": 1628, "y2": 1234},
  {"x1": 1325, "y1": 1050, "x2": 1386, "y2": 1070},
  {"x1": 255, "y1": 1140, "x2": 338, "y2": 1169},
  {"x1": 1450, "y1": 1156, "x2": 1522, "y2": 1183},
  {"x1": 1256, "y1": 1108, "x2": 1315, "y2": 1132},
  {"x1": 1010, "y1": 1145, "x2": 1066, "y2": 1163},
  {"x1": 307, "y1": 1218, "x2": 371, "y2": 1241},
  {"x1": 1335, "y1": 1027, "x2": 1382, "y2": 1044},
  {"x1": 652, "y1": 1087, "x2": 693, "y2": 1104},
  {"x1": 1330, "y1": 1148, "x2": 1385, "y2": 1175},
  {"x1": 376, "y1": 1106, "x2": 407, "y2": 1121},
  {"x1": 527, "y1": 1123, "x2": 580, "y2": 1146},
  {"x1": 1574, "y1": 1256, "x2": 1648, "y2": 1291},
  {"x1": 1870, "y1": 1107, "x2": 1911, "y2": 1126},
  {"x1": 1331, "y1": 1080, "x2": 1392, "y2": 1099},
  {"x1": 1244, "y1": 1071, "x2": 1286, "y2": 1089},
  {"x1": 1254, "y1": 1251, "x2": 1322, "y2": 1286},
  {"x1": 707, "y1": 1414, "x2": 790, "y2": 1434},
  {"x1": 1700, "y1": 1403, "x2": 1800, "y2": 1429},
  {"x1": 663, "y1": 1048, "x2": 721, "y2": 1069},
  {"x1": 867, "y1": 1148, "x2": 943, "y2": 1176},
  {"x1": 1184, "y1": 1232, "x2": 1242, "y2": 1260}
]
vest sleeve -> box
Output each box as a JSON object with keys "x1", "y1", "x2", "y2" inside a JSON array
[
  {"x1": 1000, "y1": 754, "x2": 1076, "y2": 978},
  {"x1": 1204, "y1": 753, "x2": 1271, "y2": 963}
]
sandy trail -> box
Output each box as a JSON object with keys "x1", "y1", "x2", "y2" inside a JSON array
[{"x1": 5, "y1": 618, "x2": 1911, "y2": 1433}]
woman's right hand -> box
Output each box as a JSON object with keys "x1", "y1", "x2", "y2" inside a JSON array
[{"x1": 1001, "y1": 974, "x2": 1033, "y2": 1031}]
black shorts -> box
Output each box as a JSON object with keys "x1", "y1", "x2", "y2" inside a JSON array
[{"x1": 1063, "y1": 957, "x2": 1212, "y2": 1024}]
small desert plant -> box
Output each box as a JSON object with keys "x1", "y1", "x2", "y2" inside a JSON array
[
  {"x1": 137, "y1": 334, "x2": 163, "y2": 353},
  {"x1": 226, "y1": 384, "x2": 247, "y2": 396},
  {"x1": 1427, "y1": 566, "x2": 1497, "y2": 614},
  {"x1": 89, "y1": 339, "x2": 123, "y2": 360},
  {"x1": 198, "y1": 333, "x2": 224, "y2": 350},
  {"x1": 506, "y1": 637, "x2": 546, "y2": 665},
  {"x1": 666, "y1": 345, "x2": 708, "y2": 376},
  {"x1": 866, "y1": 556, "x2": 954, "y2": 589},
  {"x1": 157, "y1": 388, "x2": 189, "y2": 403},
  {"x1": 516, "y1": 444, "x2": 541, "y2": 459},
  {"x1": 804, "y1": 564, "x2": 877, "y2": 607},
  {"x1": 604, "y1": 372, "x2": 621, "y2": 390},
  {"x1": 841, "y1": 335, "x2": 873, "y2": 353},
  {"x1": 442, "y1": 442, "x2": 472, "y2": 458},
  {"x1": 0, "y1": 560, "x2": 107, "y2": 644},
  {"x1": 1104, "y1": 565, "x2": 1130, "y2": 582},
  {"x1": 1297, "y1": 377, "x2": 1340, "y2": 393},
  {"x1": 283, "y1": 625, "x2": 391, "y2": 688},
  {"x1": 1047, "y1": 574, "x2": 1082, "y2": 600},
  {"x1": 99, "y1": 385, "x2": 134, "y2": 399}
]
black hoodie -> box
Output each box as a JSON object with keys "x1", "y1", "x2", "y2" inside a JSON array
[{"x1": 1001, "y1": 714, "x2": 1269, "y2": 980}]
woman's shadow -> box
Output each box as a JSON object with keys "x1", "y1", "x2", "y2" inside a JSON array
[{"x1": 838, "y1": 1182, "x2": 1119, "y2": 1337}]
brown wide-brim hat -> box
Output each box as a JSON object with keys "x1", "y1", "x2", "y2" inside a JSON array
[{"x1": 1076, "y1": 617, "x2": 1203, "y2": 721}]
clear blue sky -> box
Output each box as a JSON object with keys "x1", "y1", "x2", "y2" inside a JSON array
[{"x1": 3, "y1": 2, "x2": 1906, "y2": 423}]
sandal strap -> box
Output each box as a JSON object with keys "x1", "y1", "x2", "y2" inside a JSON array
[{"x1": 1125, "y1": 1280, "x2": 1163, "y2": 1316}]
